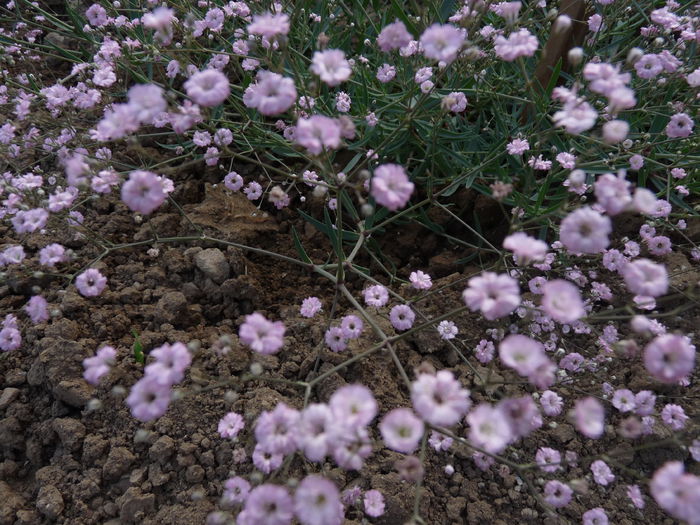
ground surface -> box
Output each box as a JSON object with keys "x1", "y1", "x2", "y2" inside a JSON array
[{"x1": 1, "y1": 167, "x2": 698, "y2": 525}]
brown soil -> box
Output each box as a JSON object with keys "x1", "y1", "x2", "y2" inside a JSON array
[{"x1": 1, "y1": 170, "x2": 697, "y2": 525}]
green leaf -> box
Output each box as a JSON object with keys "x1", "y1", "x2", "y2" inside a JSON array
[
  {"x1": 131, "y1": 329, "x2": 144, "y2": 365},
  {"x1": 389, "y1": 0, "x2": 419, "y2": 35},
  {"x1": 291, "y1": 225, "x2": 312, "y2": 264},
  {"x1": 439, "y1": 0, "x2": 458, "y2": 22},
  {"x1": 364, "y1": 206, "x2": 390, "y2": 230},
  {"x1": 544, "y1": 58, "x2": 563, "y2": 98}
]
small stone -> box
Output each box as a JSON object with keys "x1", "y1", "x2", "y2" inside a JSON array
[
  {"x1": 0, "y1": 480, "x2": 26, "y2": 525},
  {"x1": 0, "y1": 388, "x2": 20, "y2": 410},
  {"x1": 118, "y1": 487, "x2": 155, "y2": 522},
  {"x1": 52, "y1": 379, "x2": 93, "y2": 408},
  {"x1": 0, "y1": 417, "x2": 23, "y2": 451},
  {"x1": 185, "y1": 464, "x2": 205, "y2": 483},
  {"x1": 52, "y1": 418, "x2": 86, "y2": 452},
  {"x1": 149, "y1": 435, "x2": 176, "y2": 464},
  {"x1": 36, "y1": 485, "x2": 64, "y2": 519},
  {"x1": 4, "y1": 369, "x2": 25, "y2": 386},
  {"x1": 103, "y1": 447, "x2": 135, "y2": 481},
  {"x1": 154, "y1": 291, "x2": 188, "y2": 326},
  {"x1": 194, "y1": 248, "x2": 230, "y2": 284}
]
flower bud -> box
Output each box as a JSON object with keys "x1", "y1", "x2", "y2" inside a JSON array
[
  {"x1": 567, "y1": 47, "x2": 583, "y2": 66},
  {"x1": 626, "y1": 47, "x2": 644, "y2": 65},
  {"x1": 553, "y1": 15, "x2": 572, "y2": 34}
]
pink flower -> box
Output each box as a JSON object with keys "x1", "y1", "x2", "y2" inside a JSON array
[
  {"x1": 467, "y1": 403, "x2": 513, "y2": 454},
  {"x1": 442, "y1": 92, "x2": 467, "y2": 112},
  {"x1": 363, "y1": 284, "x2": 389, "y2": 307},
  {"x1": 0, "y1": 326, "x2": 21, "y2": 352},
  {"x1": 591, "y1": 459, "x2": 615, "y2": 485},
  {"x1": 665, "y1": 112, "x2": 694, "y2": 138},
  {"x1": 389, "y1": 304, "x2": 415, "y2": 331},
  {"x1": 223, "y1": 477, "x2": 251, "y2": 505},
  {"x1": 661, "y1": 404, "x2": 688, "y2": 430},
  {"x1": 380, "y1": 408, "x2": 424, "y2": 453},
  {"x1": 611, "y1": 389, "x2": 636, "y2": 412},
  {"x1": 145, "y1": 342, "x2": 192, "y2": 386},
  {"x1": 594, "y1": 172, "x2": 631, "y2": 215},
  {"x1": 340, "y1": 315, "x2": 363, "y2": 339},
  {"x1": 409, "y1": 270, "x2": 432, "y2": 290},
  {"x1": 376, "y1": 64, "x2": 396, "y2": 83},
  {"x1": 571, "y1": 396, "x2": 605, "y2": 438},
  {"x1": 377, "y1": 20, "x2": 413, "y2": 52},
  {"x1": 559, "y1": 206, "x2": 611, "y2": 255},
  {"x1": 503, "y1": 232, "x2": 548, "y2": 265},
  {"x1": 499, "y1": 395, "x2": 542, "y2": 440},
  {"x1": 626, "y1": 484, "x2": 645, "y2": 509},
  {"x1": 268, "y1": 185, "x2": 290, "y2": 209},
  {"x1": 247, "y1": 12, "x2": 290, "y2": 38},
  {"x1": 437, "y1": 320, "x2": 458, "y2": 340},
  {"x1": 93, "y1": 66, "x2": 117, "y2": 87},
  {"x1": 541, "y1": 279, "x2": 585, "y2": 324},
  {"x1": 121, "y1": 170, "x2": 166, "y2": 215},
  {"x1": 243, "y1": 71, "x2": 297, "y2": 116},
  {"x1": 634, "y1": 390, "x2": 656, "y2": 415},
  {"x1": 38, "y1": 243, "x2": 66, "y2": 268},
  {"x1": 294, "y1": 475, "x2": 344, "y2": 525},
  {"x1": 255, "y1": 403, "x2": 299, "y2": 455},
  {"x1": 239, "y1": 313, "x2": 286, "y2": 354},
  {"x1": 11, "y1": 208, "x2": 48, "y2": 234},
  {"x1": 127, "y1": 84, "x2": 167, "y2": 125},
  {"x1": 363, "y1": 489, "x2": 385, "y2": 517},
  {"x1": 650, "y1": 462, "x2": 700, "y2": 524},
  {"x1": 498, "y1": 335, "x2": 543, "y2": 374},
  {"x1": 224, "y1": 171, "x2": 244, "y2": 191},
  {"x1": 582, "y1": 508, "x2": 608, "y2": 525},
  {"x1": 540, "y1": 390, "x2": 563, "y2": 416},
  {"x1": 635, "y1": 54, "x2": 663, "y2": 79},
  {"x1": 297, "y1": 404, "x2": 334, "y2": 462},
  {"x1": 602, "y1": 119, "x2": 629, "y2": 143},
  {"x1": 24, "y1": 296, "x2": 49, "y2": 324},
  {"x1": 325, "y1": 327, "x2": 348, "y2": 352},
  {"x1": 556, "y1": 152, "x2": 576, "y2": 169},
  {"x1": 335, "y1": 91, "x2": 351, "y2": 112},
  {"x1": 86, "y1": 4, "x2": 108, "y2": 26},
  {"x1": 126, "y1": 376, "x2": 172, "y2": 421},
  {"x1": 553, "y1": 99, "x2": 598, "y2": 134},
  {"x1": 411, "y1": 371, "x2": 471, "y2": 426},
  {"x1": 543, "y1": 480, "x2": 572, "y2": 508},
  {"x1": 300, "y1": 297, "x2": 322, "y2": 318},
  {"x1": 646, "y1": 235, "x2": 672, "y2": 256},
  {"x1": 218, "y1": 412, "x2": 245, "y2": 439},
  {"x1": 75, "y1": 268, "x2": 107, "y2": 297},
  {"x1": 622, "y1": 258, "x2": 668, "y2": 297},
  {"x1": 329, "y1": 384, "x2": 377, "y2": 428},
  {"x1": 462, "y1": 272, "x2": 520, "y2": 320},
  {"x1": 494, "y1": 29, "x2": 538, "y2": 61},
  {"x1": 371, "y1": 164, "x2": 414, "y2": 211},
  {"x1": 184, "y1": 69, "x2": 230, "y2": 107},
  {"x1": 419, "y1": 23, "x2": 465, "y2": 63},
  {"x1": 243, "y1": 181, "x2": 262, "y2": 200},
  {"x1": 429, "y1": 431, "x2": 453, "y2": 451},
  {"x1": 0, "y1": 246, "x2": 24, "y2": 267},
  {"x1": 295, "y1": 115, "x2": 342, "y2": 155},
  {"x1": 239, "y1": 484, "x2": 293, "y2": 524},
  {"x1": 507, "y1": 138, "x2": 530, "y2": 155},
  {"x1": 310, "y1": 49, "x2": 352, "y2": 86},
  {"x1": 536, "y1": 447, "x2": 561, "y2": 473},
  {"x1": 82, "y1": 345, "x2": 116, "y2": 385},
  {"x1": 644, "y1": 334, "x2": 695, "y2": 383}
]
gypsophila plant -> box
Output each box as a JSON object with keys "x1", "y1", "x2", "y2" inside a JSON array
[{"x1": 1, "y1": 0, "x2": 699, "y2": 523}]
